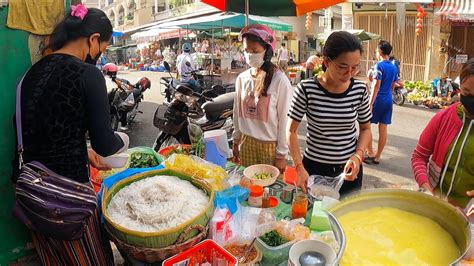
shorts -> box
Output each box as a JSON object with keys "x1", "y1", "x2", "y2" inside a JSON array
[{"x1": 371, "y1": 96, "x2": 392, "y2": 125}]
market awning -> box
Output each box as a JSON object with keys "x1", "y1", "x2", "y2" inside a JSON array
[
  {"x1": 316, "y1": 29, "x2": 380, "y2": 42},
  {"x1": 131, "y1": 27, "x2": 192, "y2": 43},
  {"x1": 146, "y1": 12, "x2": 293, "y2": 32},
  {"x1": 347, "y1": 0, "x2": 432, "y2": 2},
  {"x1": 436, "y1": 0, "x2": 474, "y2": 20}
]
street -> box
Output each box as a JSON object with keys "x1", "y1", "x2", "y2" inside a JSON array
[{"x1": 115, "y1": 70, "x2": 437, "y2": 191}]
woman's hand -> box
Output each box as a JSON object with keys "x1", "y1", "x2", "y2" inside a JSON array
[
  {"x1": 275, "y1": 157, "x2": 286, "y2": 174},
  {"x1": 296, "y1": 164, "x2": 310, "y2": 193},
  {"x1": 343, "y1": 156, "x2": 361, "y2": 181},
  {"x1": 87, "y1": 149, "x2": 111, "y2": 171}
]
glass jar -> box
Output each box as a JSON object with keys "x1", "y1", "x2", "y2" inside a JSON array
[{"x1": 291, "y1": 191, "x2": 308, "y2": 219}]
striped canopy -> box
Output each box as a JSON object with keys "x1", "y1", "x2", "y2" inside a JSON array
[{"x1": 200, "y1": 0, "x2": 346, "y2": 17}]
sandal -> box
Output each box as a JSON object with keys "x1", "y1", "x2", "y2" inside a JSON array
[{"x1": 364, "y1": 155, "x2": 376, "y2": 164}]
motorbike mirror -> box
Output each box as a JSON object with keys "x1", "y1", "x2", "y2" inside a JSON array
[
  {"x1": 176, "y1": 85, "x2": 194, "y2": 96},
  {"x1": 163, "y1": 61, "x2": 171, "y2": 72}
]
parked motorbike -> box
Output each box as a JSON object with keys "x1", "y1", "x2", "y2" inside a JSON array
[
  {"x1": 152, "y1": 84, "x2": 235, "y2": 152},
  {"x1": 392, "y1": 79, "x2": 408, "y2": 106},
  {"x1": 160, "y1": 61, "x2": 233, "y2": 103},
  {"x1": 107, "y1": 76, "x2": 151, "y2": 131}
]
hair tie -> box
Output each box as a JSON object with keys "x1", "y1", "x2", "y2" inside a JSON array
[{"x1": 71, "y1": 4, "x2": 88, "y2": 20}]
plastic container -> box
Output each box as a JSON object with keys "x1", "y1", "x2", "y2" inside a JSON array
[
  {"x1": 255, "y1": 237, "x2": 296, "y2": 265},
  {"x1": 163, "y1": 239, "x2": 237, "y2": 266},
  {"x1": 248, "y1": 185, "x2": 263, "y2": 207},
  {"x1": 101, "y1": 153, "x2": 130, "y2": 168},
  {"x1": 255, "y1": 223, "x2": 296, "y2": 265},
  {"x1": 224, "y1": 239, "x2": 263, "y2": 266}
]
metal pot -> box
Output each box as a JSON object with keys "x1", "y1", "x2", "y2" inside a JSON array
[{"x1": 328, "y1": 189, "x2": 471, "y2": 264}]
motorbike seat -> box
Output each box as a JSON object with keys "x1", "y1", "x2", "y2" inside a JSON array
[{"x1": 202, "y1": 92, "x2": 235, "y2": 121}]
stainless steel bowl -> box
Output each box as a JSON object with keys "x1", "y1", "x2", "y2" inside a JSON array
[{"x1": 328, "y1": 189, "x2": 471, "y2": 264}]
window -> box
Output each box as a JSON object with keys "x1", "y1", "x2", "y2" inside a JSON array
[
  {"x1": 128, "y1": 0, "x2": 136, "y2": 12},
  {"x1": 152, "y1": 0, "x2": 168, "y2": 14},
  {"x1": 118, "y1": 5, "x2": 125, "y2": 25}
]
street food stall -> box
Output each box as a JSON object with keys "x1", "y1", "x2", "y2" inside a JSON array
[{"x1": 93, "y1": 133, "x2": 472, "y2": 265}]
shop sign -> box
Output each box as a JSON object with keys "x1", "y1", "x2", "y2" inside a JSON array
[{"x1": 456, "y1": 54, "x2": 468, "y2": 64}]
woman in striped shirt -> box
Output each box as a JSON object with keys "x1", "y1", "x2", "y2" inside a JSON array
[{"x1": 287, "y1": 31, "x2": 372, "y2": 196}]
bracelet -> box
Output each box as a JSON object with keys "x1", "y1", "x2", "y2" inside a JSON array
[
  {"x1": 352, "y1": 154, "x2": 362, "y2": 164},
  {"x1": 295, "y1": 162, "x2": 304, "y2": 169}
]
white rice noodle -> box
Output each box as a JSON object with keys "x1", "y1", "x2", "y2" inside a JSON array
[{"x1": 107, "y1": 175, "x2": 209, "y2": 232}]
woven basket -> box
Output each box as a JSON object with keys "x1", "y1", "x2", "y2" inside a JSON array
[
  {"x1": 102, "y1": 168, "x2": 214, "y2": 248},
  {"x1": 107, "y1": 224, "x2": 208, "y2": 263}
]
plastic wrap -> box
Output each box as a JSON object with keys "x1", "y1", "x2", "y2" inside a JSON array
[{"x1": 164, "y1": 154, "x2": 228, "y2": 190}]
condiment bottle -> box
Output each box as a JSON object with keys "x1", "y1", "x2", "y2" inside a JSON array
[
  {"x1": 248, "y1": 185, "x2": 263, "y2": 207},
  {"x1": 262, "y1": 187, "x2": 270, "y2": 208}
]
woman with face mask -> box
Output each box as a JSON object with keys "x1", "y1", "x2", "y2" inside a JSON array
[
  {"x1": 412, "y1": 58, "x2": 474, "y2": 209},
  {"x1": 232, "y1": 24, "x2": 293, "y2": 173},
  {"x1": 287, "y1": 31, "x2": 372, "y2": 196},
  {"x1": 12, "y1": 5, "x2": 127, "y2": 265}
]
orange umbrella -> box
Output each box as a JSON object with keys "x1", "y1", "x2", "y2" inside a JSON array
[{"x1": 200, "y1": 0, "x2": 345, "y2": 17}]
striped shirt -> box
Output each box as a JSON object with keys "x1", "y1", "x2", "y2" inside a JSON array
[{"x1": 288, "y1": 78, "x2": 372, "y2": 164}]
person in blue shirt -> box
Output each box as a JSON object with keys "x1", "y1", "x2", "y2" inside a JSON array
[{"x1": 366, "y1": 40, "x2": 399, "y2": 164}]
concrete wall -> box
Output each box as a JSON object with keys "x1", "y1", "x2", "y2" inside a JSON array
[{"x1": 0, "y1": 1, "x2": 70, "y2": 264}]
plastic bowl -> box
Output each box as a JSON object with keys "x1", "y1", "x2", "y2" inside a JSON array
[
  {"x1": 101, "y1": 153, "x2": 130, "y2": 168},
  {"x1": 243, "y1": 164, "x2": 279, "y2": 187},
  {"x1": 288, "y1": 239, "x2": 337, "y2": 266}
]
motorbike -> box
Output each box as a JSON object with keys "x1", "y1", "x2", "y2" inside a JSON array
[
  {"x1": 107, "y1": 75, "x2": 151, "y2": 131},
  {"x1": 392, "y1": 79, "x2": 408, "y2": 106},
  {"x1": 160, "y1": 61, "x2": 233, "y2": 103},
  {"x1": 152, "y1": 84, "x2": 235, "y2": 152}
]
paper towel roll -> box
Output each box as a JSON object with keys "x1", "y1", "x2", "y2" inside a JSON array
[{"x1": 204, "y1": 130, "x2": 231, "y2": 158}]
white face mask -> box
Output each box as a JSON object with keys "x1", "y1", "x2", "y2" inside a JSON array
[{"x1": 244, "y1": 51, "x2": 265, "y2": 68}]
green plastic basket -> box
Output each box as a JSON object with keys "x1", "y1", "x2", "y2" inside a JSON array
[{"x1": 102, "y1": 168, "x2": 214, "y2": 248}]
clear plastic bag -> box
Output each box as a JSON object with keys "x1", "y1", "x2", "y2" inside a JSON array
[
  {"x1": 307, "y1": 173, "x2": 345, "y2": 201},
  {"x1": 307, "y1": 173, "x2": 345, "y2": 190},
  {"x1": 127, "y1": 146, "x2": 164, "y2": 168},
  {"x1": 164, "y1": 154, "x2": 228, "y2": 190}
]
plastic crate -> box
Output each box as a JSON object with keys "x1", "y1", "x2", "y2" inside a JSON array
[{"x1": 163, "y1": 239, "x2": 237, "y2": 266}]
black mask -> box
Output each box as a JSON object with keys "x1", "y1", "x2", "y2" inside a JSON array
[
  {"x1": 85, "y1": 39, "x2": 101, "y2": 65},
  {"x1": 461, "y1": 94, "x2": 474, "y2": 116}
]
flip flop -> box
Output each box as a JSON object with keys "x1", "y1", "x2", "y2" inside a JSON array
[
  {"x1": 364, "y1": 155, "x2": 376, "y2": 164},
  {"x1": 373, "y1": 159, "x2": 380, "y2": 165}
]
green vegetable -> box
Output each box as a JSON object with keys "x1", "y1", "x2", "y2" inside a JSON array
[
  {"x1": 253, "y1": 172, "x2": 271, "y2": 180},
  {"x1": 259, "y1": 230, "x2": 289, "y2": 247},
  {"x1": 129, "y1": 152, "x2": 159, "y2": 168}
]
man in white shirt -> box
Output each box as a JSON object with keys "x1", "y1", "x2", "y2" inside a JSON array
[
  {"x1": 176, "y1": 43, "x2": 201, "y2": 92},
  {"x1": 277, "y1": 43, "x2": 289, "y2": 76}
]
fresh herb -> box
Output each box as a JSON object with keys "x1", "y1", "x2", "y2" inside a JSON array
[
  {"x1": 259, "y1": 230, "x2": 289, "y2": 247},
  {"x1": 129, "y1": 152, "x2": 159, "y2": 168}
]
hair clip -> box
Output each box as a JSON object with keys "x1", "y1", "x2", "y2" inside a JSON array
[{"x1": 71, "y1": 4, "x2": 88, "y2": 20}]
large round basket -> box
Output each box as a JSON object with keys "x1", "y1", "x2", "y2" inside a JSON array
[
  {"x1": 101, "y1": 168, "x2": 214, "y2": 248},
  {"x1": 106, "y1": 224, "x2": 208, "y2": 263}
]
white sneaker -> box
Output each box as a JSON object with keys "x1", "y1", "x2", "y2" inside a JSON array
[{"x1": 119, "y1": 126, "x2": 129, "y2": 131}]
